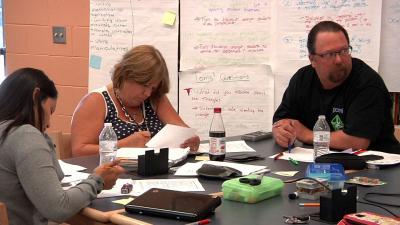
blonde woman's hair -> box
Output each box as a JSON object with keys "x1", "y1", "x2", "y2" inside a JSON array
[{"x1": 112, "y1": 45, "x2": 170, "y2": 100}]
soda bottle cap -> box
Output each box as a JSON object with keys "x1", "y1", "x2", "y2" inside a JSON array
[{"x1": 214, "y1": 107, "x2": 222, "y2": 113}]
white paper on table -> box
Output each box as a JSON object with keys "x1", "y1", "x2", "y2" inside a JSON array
[
  {"x1": 58, "y1": 160, "x2": 86, "y2": 175},
  {"x1": 269, "y1": 147, "x2": 314, "y2": 163},
  {"x1": 116, "y1": 147, "x2": 189, "y2": 165},
  {"x1": 97, "y1": 179, "x2": 134, "y2": 198},
  {"x1": 174, "y1": 161, "x2": 266, "y2": 176},
  {"x1": 131, "y1": 178, "x2": 204, "y2": 196},
  {"x1": 359, "y1": 150, "x2": 400, "y2": 165},
  {"x1": 146, "y1": 124, "x2": 196, "y2": 148},
  {"x1": 197, "y1": 140, "x2": 256, "y2": 153},
  {"x1": 61, "y1": 171, "x2": 90, "y2": 184}
]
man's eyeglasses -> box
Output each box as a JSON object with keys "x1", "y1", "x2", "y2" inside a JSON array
[{"x1": 313, "y1": 46, "x2": 352, "y2": 60}]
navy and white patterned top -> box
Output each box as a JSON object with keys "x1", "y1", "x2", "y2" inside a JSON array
[{"x1": 97, "y1": 87, "x2": 164, "y2": 140}]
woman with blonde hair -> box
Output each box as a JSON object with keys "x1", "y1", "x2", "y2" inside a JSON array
[{"x1": 72, "y1": 45, "x2": 199, "y2": 156}]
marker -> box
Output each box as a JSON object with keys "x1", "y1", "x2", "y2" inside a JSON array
[
  {"x1": 353, "y1": 149, "x2": 367, "y2": 155},
  {"x1": 299, "y1": 203, "x2": 320, "y2": 207},
  {"x1": 274, "y1": 152, "x2": 284, "y2": 160},
  {"x1": 288, "y1": 157, "x2": 298, "y2": 165},
  {"x1": 287, "y1": 143, "x2": 292, "y2": 154},
  {"x1": 185, "y1": 219, "x2": 211, "y2": 225}
]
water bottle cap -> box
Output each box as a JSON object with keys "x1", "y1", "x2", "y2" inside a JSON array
[
  {"x1": 214, "y1": 107, "x2": 222, "y2": 113},
  {"x1": 318, "y1": 115, "x2": 326, "y2": 119},
  {"x1": 104, "y1": 123, "x2": 112, "y2": 126}
]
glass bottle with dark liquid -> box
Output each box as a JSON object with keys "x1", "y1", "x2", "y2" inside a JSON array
[{"x1": 209, "y1": 107, "x2": 226, "y2": 161}]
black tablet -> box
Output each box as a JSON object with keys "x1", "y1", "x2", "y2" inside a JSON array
[{"x1": 125, "y1": 188, "x2": 221, "y2": 221}]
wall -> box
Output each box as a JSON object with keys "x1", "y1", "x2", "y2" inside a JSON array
[{"x1": 4, "y1": 0, "x2": 90, "y2": 133}]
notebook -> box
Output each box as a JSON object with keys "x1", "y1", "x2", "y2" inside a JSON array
[{"x1": 125, "y1": 188, "x2": 221, "y2": 221}]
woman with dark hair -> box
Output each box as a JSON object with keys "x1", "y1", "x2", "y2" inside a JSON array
[{"x1": 0, "y1": 68, "x2": 125, "y2": 225}]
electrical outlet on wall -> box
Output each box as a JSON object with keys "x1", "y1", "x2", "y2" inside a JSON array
[{"x1": 52, "y1": 26, "x2": 66, "y2": 44}]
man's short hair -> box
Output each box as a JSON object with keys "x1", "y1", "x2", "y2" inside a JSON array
[{"x1": 307, "y1": 21, "x2": 350, "y2": 54}]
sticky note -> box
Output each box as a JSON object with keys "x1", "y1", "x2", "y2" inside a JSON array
[
  {"x1": 195, "y1": 155, "x2": 210, "y2": 161},
  {"x1": 162, "y1": 11, "x2": 176, "y2": 26},
  {"x1": 112, "y1": 197, "x2": 134, "y2": 205},
  {"x1": 89, "y1": 55, "x2": 102, "y2": 69},
  {"x1": 273, "y1": 171, "x2": 299, "y2": 177}
]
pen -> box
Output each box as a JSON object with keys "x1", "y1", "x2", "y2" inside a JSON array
[
  {"x1": 299, "y1": 203, "x2": 320, "y2": 207},
  {"x1": 185, "y1": 219, "x2": 211, "y2": 225},
  {"x1": 287, "y1": 143, "x2": 293, "y2": 154},
  {"x1": 274, "y1": 152, "x2": 284, "y2": 160},
  {"x1": 288, "y1": 157, "x2": 298, "y2": 165}
]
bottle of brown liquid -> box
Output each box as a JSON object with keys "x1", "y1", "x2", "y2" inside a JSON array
[{"x1": 209, "y1": 107, "x2": 226, "y2": 161}]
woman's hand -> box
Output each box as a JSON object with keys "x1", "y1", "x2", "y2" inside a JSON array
[
  {"x1": 94, "y1": 160, "x2": 125, "y2": 189},
  {"x1": 180, "y1": 135, "x2": 200, "y2": 152},
  {"x1": 119, "y1": 131, "x2": 151, "y2": 148}
]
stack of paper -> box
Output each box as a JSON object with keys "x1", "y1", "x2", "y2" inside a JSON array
[{"x1": 116, "y1": 147, "x2": 190, "y2": 166}]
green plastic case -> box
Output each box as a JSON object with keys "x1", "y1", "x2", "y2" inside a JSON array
[{"x1": 222, "y1": 175, "x2": 284, "y2": 203}]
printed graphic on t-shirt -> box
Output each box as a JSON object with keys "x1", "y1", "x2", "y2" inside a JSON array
[{"x1": 331, "y1": 114, "x2": 344, "y2": 131}]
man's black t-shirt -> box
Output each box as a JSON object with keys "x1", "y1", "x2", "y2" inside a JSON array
[{"x1": 273, "y1": 58, "x2": 399, "y2": 153}]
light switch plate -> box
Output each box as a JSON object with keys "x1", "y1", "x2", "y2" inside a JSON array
[{"x1": 52, "y1": 26, "x2": 66, "y2": 44}]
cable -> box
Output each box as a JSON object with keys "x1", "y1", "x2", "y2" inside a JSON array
[
  {"x1": 357, "y1": 200, "x2": 399, "y2": 218},
  {"x1": 284, "y1": 177, "x2": 332, "y2": 192},
  {"x1": 363, "y1": 192, "x2": 400, "y2": 208}
]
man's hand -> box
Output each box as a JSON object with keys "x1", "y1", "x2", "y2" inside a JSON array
[{"x1": 272, "y1": 119, "x2": 296, "y2": 148}]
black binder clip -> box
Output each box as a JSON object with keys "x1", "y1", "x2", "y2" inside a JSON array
[
  {"x1": 320, "y1": 185, "x2": 357, "y2": 222},
  {"x1": 138, "y1": 148, "x2": 169, "y2": 176}
]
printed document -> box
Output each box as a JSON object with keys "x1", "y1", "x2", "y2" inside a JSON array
[
  {"x1": 198, "y1": 140, "x2": 256, "y2": 153},
  {"x1": 131, "y1": 178, "x2": 204, "y2": 196}
]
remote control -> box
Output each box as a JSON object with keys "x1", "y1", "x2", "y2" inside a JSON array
[{"x1": 241, "y1": 131, "x2": 272, "y2": 142}]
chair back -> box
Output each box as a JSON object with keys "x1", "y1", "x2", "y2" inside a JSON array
[
  {"x1": 0, "y1": 202, "x2": 9, "y2": 225},
  {"x1": 47, "y1": 131, "x2": 72, "y2": 159},
  {"x1": 395, "y1": 126, "x2": 400, "y2": 142}
]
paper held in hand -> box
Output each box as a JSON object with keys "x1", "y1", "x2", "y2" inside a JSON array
[{"x1": 146, "y1": 124, "x2": 196, "y2": 148}]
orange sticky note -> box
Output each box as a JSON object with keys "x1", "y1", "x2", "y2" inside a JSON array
[{"x1": 162, "y1": 11, "x2": 176, "y2": 26}]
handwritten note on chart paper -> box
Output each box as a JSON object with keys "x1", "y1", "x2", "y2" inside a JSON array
[
  {"x1": 180, "y1": 0, "x2": 272, "y2": 70},
  {"x1": 179, "y1": 64, "x2": 274, "y2": 140}
]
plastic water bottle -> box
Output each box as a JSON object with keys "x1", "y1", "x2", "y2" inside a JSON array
[
  {"x1": 209, "y1": 107, "x2": 226, "y2": 161},
  {"x1": 313, "y1": 115, "x2": 330, "y2": 160},
  {"x1": 99, "y1": 123, "x2": 118, "y2": 165}
]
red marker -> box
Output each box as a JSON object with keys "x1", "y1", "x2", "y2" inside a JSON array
[
  {"x1": 274, "y1": 152, "x2": 284, "y2": 160},
  {"x1": 185, "y1": 219, "x2": 211, "y2": 225},
  {"x1": 353, "y1": 149, "x2": 367, "y2": 155}
]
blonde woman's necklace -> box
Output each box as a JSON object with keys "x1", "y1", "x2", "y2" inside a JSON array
[{"x1": 114, "y1": 91, "x2": 145, "y2": 125}]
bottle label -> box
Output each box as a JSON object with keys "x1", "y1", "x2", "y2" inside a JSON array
[
  {"x1": 313, "y1": 131, "x2": 330, "y2": 142},
  {"x1": 209, "y1": 137, "x2": 226, "y2": 155}
]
